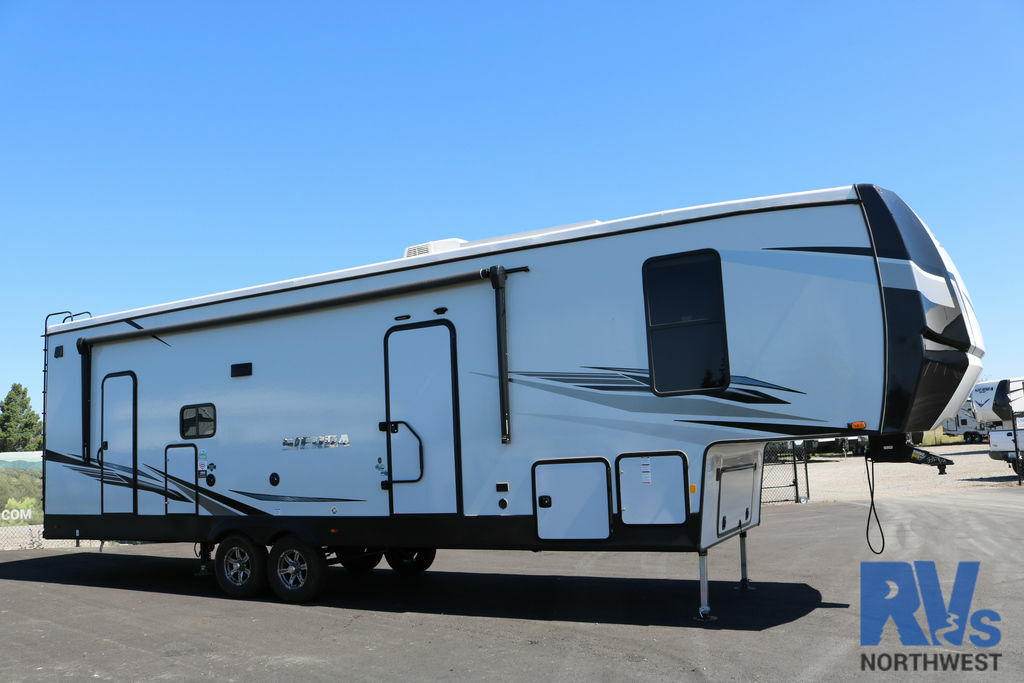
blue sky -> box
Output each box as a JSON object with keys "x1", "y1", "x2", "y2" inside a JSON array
[{"x1": 1, "y1": 1, "x2": 1021, "y2": 411}]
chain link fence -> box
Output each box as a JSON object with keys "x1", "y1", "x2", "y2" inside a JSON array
[
  {"x1": 762, "y1": 441, "x2": 810, "y2": 504},
  {"x1": 0, "y1": 523, "x2": 46, "y2": 550},
  {"x1": 0, "y1": 523, "x2": 107, "y2": 551}
]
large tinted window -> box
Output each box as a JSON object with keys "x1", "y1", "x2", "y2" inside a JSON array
[{"x1": 642, "y1": 250, "x2": 729, "y2": 394}]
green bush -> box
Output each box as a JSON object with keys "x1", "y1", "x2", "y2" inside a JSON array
[
  {"x1": 1, "y1": 495, "x2": 40, "y2": 526},
  {"x1": 0, "y1": 468, "x2": 42, "y2": 526}
]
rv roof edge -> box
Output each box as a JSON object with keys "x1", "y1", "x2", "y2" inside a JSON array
[
  {"x1": 74, "y1": 266, "x2": 507, "y2": 349},
  {"x1": 46, "y1": 185, "x2": 859, "y2": 335}
]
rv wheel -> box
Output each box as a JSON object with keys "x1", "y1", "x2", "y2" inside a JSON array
[
  {"x1": 214, "y1": 534, "x2": 268, "y2": 598},
  {"x1": 385, "y1": 548, "x2": 436, "y2": 576},
  {"x1": 268, "y1": 536, "x2": 327, "y2": 602},
  {"x1": 1012, "y1": 459, "x2": 1023, "y2": 477},
  {"x1": 333, "y1": 547, "x2": 385, "y2": 575}
]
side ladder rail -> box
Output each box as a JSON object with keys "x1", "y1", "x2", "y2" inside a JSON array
[{"x1": 42, "y1": 311, "x2": 90, "y2": 448}]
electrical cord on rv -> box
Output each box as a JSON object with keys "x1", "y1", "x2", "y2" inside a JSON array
[{"x1": 864, "y1": 455, "x2": 885, "y2": 554}]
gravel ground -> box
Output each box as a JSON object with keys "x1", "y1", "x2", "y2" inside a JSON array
[{"x1": 802, "y1": 444, "x2": 1021, "y2": 503}]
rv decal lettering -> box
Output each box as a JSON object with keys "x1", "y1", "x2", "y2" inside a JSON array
[{"x1": 282, "y1": 434, "x2": 350, "y2": 450}]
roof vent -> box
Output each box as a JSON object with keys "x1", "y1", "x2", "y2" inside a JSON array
[{"x1": 403, "y1": 238, "x2": 466, "y2": 258}]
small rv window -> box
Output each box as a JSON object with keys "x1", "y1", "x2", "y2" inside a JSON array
[
  {"x1": 180, "y1": 403, "x2": 216, "y2": 439},
  {"x1": 642, "y1": 250, "x2": 729, "y2": 395}
]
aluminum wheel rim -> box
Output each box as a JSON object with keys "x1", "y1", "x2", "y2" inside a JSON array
[
  {"x1": 224, "y1": 547, "x2": 252, "y2": 587},
  {"x1": 277, "y1": 549, "x2": 308, "y2": 588}
]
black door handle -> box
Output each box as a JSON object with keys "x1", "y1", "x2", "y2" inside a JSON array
[
  {"x1": 382, "y1": 420, "x2": 424, "y2": 484},
  {"x1": 538, "y1": 495, "x2": 552, "y2": 508}
]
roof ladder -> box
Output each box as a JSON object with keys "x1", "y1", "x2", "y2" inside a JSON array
[{"x1": 42, "y1": 311, "x2": 90, "y2": 451}]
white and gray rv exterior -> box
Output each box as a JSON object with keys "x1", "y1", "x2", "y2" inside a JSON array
[
  {"x1": 972, "y1": 378, "x2": 1024, "y2": 474},
  {"x1": 42, "y1": 184, "x2": 982, "y2": 604},
  {"x1": 942, "y1": 398, "x2": 995, "y2": 443}
]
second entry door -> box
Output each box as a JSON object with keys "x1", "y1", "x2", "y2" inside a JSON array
[
  {"x1": 384, "y1": 321, "x2": 460, "y2": 515},
  {"x1": 101, "y1": 372, "x2": 136, "y2": 514}
]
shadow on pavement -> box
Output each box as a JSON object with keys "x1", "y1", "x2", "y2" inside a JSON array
[
  {"x1": 961, "y1": 475, "x2": 1022, "y2": 484},
  {"x1": 0, "y1": 551, "x2": 847, "y2": 629},
  {"x1": 325, "y1": 569, "x2": 848, "y2": 629}
]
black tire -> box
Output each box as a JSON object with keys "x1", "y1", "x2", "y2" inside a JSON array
[
  {"x1": 1012, "y1": 459, "x2": 1023, "y2": 477},
  {"x1": 214, "y1": 534, "x2": 268, "y2": 598},
  {"x1": 333, "y1": 547, "x2": 385, "y2": 575},
  {"x1": 385, "y1": 548, "x2": 436, "y2": 577},
  {"x1": 268, "y1": 536, "x2": 328, "y2": 602},
  {"x1": 964, "y1": 433, "x2": 975, "y2": 444}
]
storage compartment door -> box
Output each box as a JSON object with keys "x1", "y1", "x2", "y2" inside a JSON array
[
  {"x1": 618, "y1": 453, "x2": 687, "y2": 525},
  {"x1": 716, "y1": 464, "x2": 756, "y2": 538},
  {"x1": 534, "y1": 460, "x2": 610, "y2": 540}
]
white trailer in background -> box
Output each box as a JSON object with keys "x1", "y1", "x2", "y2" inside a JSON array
[
  {"x1": 942, "y1": 399, "x2": 995, "y2": 443},
  {"x1": 42, "y1": 184, "x2": 983, "y2": 616},
  {"x1": 972, "y1": 379, "x2": 1024, "y2": 475}
]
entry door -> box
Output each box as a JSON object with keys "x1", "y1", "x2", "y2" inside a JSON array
[
  {"x1": 101, "y1": 373, "x2": 136, "y2": 514},
  {"x1": 384, "y1": 321, "x2": 459, "y2": 515}
]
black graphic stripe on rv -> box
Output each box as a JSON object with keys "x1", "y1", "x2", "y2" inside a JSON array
[
  {"x1": 507, "y1": 373, "x2": 813, "y2": 419},
  {"x1": 48, "y1": 449, "x2": 344, "y2": 512},
  {"x1": 511, "y1": 368, "x2": 799, "y2": 404},
  {"x1": 44, "y1": 450, "x2": 191, "y2": 502},
  {"x1": 728, "y1": 376, "x2": 804, "y2": 394},
  {"x1": 763, "y1": 246, "x2": 875, "y2": 257},
  {"x1": 676, "y1": 419, "x2": 861, "y2": 436},
  {"x1": 230, "y1": 490, "x2": 365, "y2": 503},
  {"x1": 138, "y1": 466, "x2": 235, "y2": 515},
  {"x1": 124, "y1": 319, "x2": 171, "y2": 347},
  {"x1": 44, "y1": 449, "x2": 86, "y2": 466},
  {"x1": 162, "y1": 470, "x2": 269, "y2": 516}
]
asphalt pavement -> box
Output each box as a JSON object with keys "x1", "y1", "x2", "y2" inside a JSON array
[{"x1": 1, "y1": 487, "x2": 1022, "y2": 681}]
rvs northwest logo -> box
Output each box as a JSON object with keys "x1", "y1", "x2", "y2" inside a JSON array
[{"x1": 860, "y1": 562, "x2": 1003, "y2": 672}]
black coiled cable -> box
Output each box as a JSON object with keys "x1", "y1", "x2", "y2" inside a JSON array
[{"x1": 864, "y1": 455, "x2": 884, "y2": 554}]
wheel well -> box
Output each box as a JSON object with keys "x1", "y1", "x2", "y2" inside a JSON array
[
  {"x1": 213, "y1": 529, "x2": 258, "y2": 546},
  {"x1": 267, "y1": 530, "x2": 296, "y2": 546}
]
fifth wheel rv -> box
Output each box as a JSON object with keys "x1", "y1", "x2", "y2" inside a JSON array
[
  {"x1": 942, "y1": 398, "x2": 994, "y2": 443},
  {"x1": 972, "y1": 379, "x2": 1024, "y2": 475},
  {"x1": 42, "y1": 184, "x2": 983, "y2": 617}
]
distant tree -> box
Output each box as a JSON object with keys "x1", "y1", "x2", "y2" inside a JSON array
[
  {"x1": 0, "y1": 383, "x2": 42, "y2": 452},
  {"x1": 0, "y1": 467, "x2": 43, "y2": 502}
]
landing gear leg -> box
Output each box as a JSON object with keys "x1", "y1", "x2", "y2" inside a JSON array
[
  {"x1": 735, "y1": 531, "x2": 754, "y2": 591},
  {"x1": 696, "y1": 550, "x2": 714, "y2": 621},
  {"x1": 196, "y1": 542, "x2": 213, "y2": 576}
]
